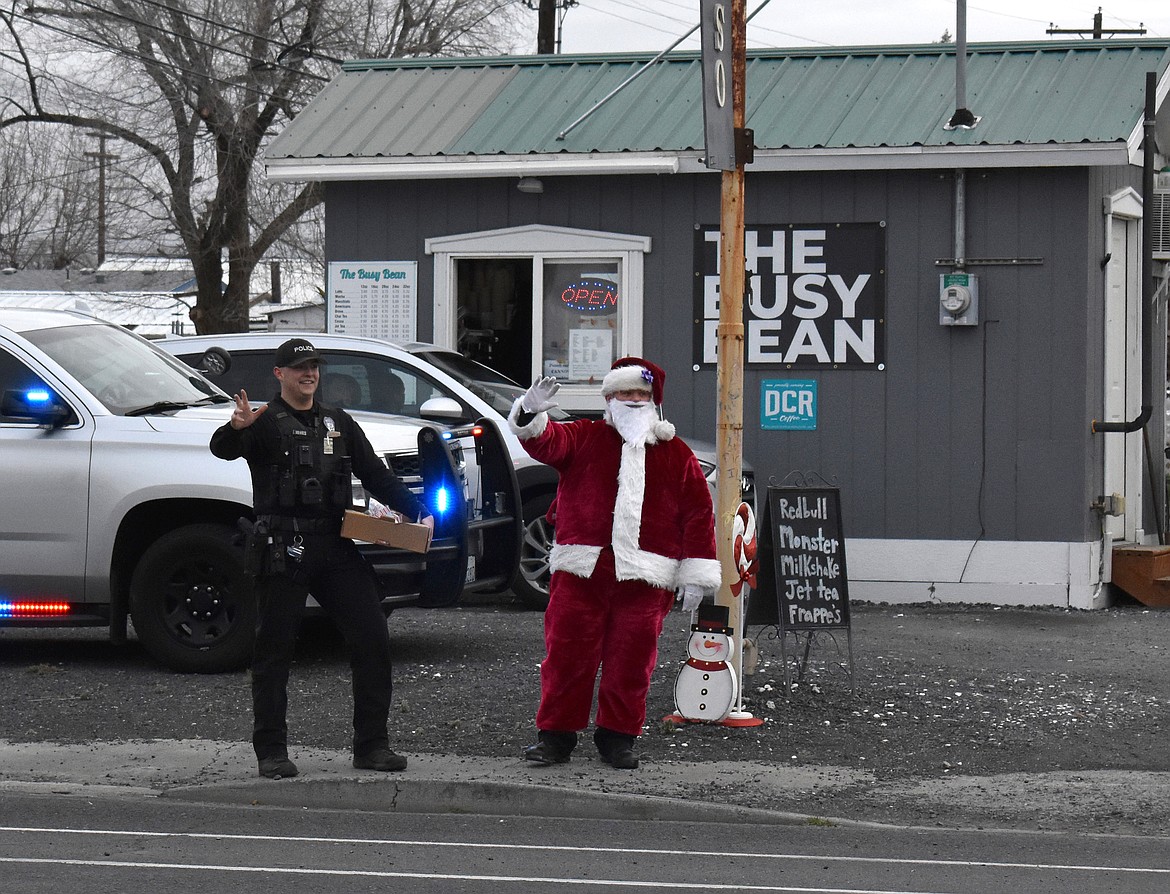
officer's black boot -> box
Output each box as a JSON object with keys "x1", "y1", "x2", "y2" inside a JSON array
[
  {"x1": 523, "y1": 730, "x2": 577, "y2": 764},
  {"x1": 594, "y1": 726, "x2": 639, "y2": 769}
]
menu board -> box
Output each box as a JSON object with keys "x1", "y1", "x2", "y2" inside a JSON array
[
  {"x1": 327, "y1": 261, "x2": 417, "y2": 342},
  {"x1": 747, "y1": 486, "x2": 851, "y2": 631}
]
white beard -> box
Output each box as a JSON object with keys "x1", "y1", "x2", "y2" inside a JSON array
[{"x1": 606, "y1": 398, "x2": 658, "y2": 444}]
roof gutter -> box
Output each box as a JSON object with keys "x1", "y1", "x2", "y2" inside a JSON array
[
  {"x1": 264, "y1": 155, "x2": 679, "y2": 182},
  {"x1": 265, "y1": 143, "x2": 1131, "y2": 183}
]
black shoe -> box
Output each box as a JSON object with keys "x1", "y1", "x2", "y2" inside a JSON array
[
  {"x1": 523, "y1": 730, "x2": 577, "y2": 764},
  {"x1": 353, "y1": 747, "x2": 408, "y2": 772},
  {"x1": 257, "y1": 755, "x2": 299, "y2": 779},
  {"x1": 594, "y1": 727, "x2": 639, "y2": 770}
]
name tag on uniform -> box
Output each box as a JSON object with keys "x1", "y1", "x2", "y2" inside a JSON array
[{"x1": 323, "y1": 434, "x2": 334, "y2": 454}]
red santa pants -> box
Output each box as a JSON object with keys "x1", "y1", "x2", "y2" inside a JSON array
[{"x1": 536, "y1": 548, "x2": 675, "y2": 738}]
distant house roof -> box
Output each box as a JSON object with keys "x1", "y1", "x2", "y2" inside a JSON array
[
  {"x1": 265, "y1": 39, "x2": 1170, "y2": 182},
  {"x1": 0, "y1": 257, "x2": 323, "y2": 338}
]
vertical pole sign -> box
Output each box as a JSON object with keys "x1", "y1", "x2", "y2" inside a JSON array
[
  {"x1": 700, "y1": 0, "x2": 736, "y2": 172},
  {"x1": 704, "y1": 0, "x2": 758, "y2": 725}
]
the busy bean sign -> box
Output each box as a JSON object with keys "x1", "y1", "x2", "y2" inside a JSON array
[
  {"x1": 693, "y1": 223, "x2": 886, "y2": 369},
  {"x1": 748, "y1": 486, "x2": 851, "y2": 631}
]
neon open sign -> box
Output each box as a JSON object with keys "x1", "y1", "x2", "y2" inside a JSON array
[{"x1": 560, "y1": 279, "x2": 619, "y2": 314}]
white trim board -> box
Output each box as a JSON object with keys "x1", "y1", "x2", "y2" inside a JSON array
[{"x1": 839, "y1": 537, "x2": 1110, "y2": 610}]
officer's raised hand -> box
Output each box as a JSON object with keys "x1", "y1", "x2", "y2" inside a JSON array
[
  {"x1": 521, "y1": 376, "x2": 560, "y2": 414},
  {"x1": 229, "y1": 389, "x2": 267, "y2": 430}
]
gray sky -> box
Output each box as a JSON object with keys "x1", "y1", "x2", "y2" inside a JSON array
[{"x1": 545, "y1": 1, "x2": 1169, "y2": 54}]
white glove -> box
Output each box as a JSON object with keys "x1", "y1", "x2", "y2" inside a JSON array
[
  {"x1": 521, "y1": 376, "x2": 560, "y2": 414},
  {"x1": 677, "y1": 583, "x2": 706, "y2": 613}
]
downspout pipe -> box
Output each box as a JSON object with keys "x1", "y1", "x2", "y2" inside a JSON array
[
  {"x1": 947, "y1": 0, "x2": 976, "y2": 129},
  {"x1": 1091, "y1": 70, "x2": 1156, "y2": 435}
]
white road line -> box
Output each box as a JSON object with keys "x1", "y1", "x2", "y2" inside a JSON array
[
  {"x1": 0, "y1": 857, "x2": 952, "y2": 893},
  {"x1": 0, "y1": 825, "x2": 1165, "y2": 876}
]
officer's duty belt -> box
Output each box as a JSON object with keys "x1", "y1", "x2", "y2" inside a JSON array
[{"x1": 256, "y1": 515, "x2": 341, "y2": 535}]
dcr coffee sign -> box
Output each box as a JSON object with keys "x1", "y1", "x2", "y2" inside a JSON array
[{"x1": 693, "y1": 223, "x2": 886, "y2": 369}]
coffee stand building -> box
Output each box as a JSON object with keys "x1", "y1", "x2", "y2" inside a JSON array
[{"x1": 265, "y1": 39, "x2": 1170, "y2": 610}]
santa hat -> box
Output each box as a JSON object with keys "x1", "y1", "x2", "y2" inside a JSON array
[{"x1": 601, "y1": 357, "x2": 666, "y2": 405}]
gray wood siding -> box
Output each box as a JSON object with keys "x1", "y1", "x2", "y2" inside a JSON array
[{"x1": 326, "y1": 163, "x2": 1138, "y2": 545}]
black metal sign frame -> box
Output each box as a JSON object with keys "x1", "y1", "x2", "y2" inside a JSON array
[{"x1": 750, "y1": 480, "x2": 855, "y2": 692}]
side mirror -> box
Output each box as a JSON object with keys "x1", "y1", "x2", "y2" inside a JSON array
[
  {"x1": 197, "y1": 346, "x2": 232, "y2": 376},
  {"x1": 419, "y1": 396, "x2": 465, "y2": 422},
  {"x1": 1, "y1": 387, "x2": 74, "y2": 428}
]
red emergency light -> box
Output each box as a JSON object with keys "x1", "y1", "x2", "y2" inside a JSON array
[{"x1": 0, "y1": 600, "x2": 72, "y2": 618}]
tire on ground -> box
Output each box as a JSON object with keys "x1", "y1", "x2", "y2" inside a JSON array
[
  {"x1": 129, "y1": 522, "x2": 256, "y2": 673},
  {"x1": 514, "y1": 492, "x2": 554, "y2": 611}
]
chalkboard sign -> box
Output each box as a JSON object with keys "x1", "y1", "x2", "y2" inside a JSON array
[{"x1": 746, "y1": 485, "x2": 850, "y2": 631}]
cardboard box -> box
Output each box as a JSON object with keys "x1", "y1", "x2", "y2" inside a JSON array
[{"x1": 341, "y1": 510, "x2": 432, "y2": 554}]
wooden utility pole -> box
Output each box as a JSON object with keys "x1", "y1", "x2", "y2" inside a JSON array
[
  {"x1": 84, "y1": 132, "x2": 119, "y2": 266},
  {"x1": 713, "y1": 0, "x2": 750, "y2": 672},
  {"x1": 1047, "y1": 8, "x2": 1145, "y2": 39}
]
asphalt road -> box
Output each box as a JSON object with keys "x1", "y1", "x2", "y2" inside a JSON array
[{"x1": 4, "y1": 788, "x2": 1170, "y2": 894}]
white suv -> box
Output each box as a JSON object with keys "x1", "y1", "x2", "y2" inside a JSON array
[{"x1": 0, "y1": 309, "x2": 518, "y2": 672}]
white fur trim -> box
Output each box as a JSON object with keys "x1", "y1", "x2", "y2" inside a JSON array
[
  {"x1": 550, "y1": 543, "x2": 602, "y2": 578},
  {"x1": 677, "y1": 557, "x2": 723, "y2": 592},
  {"x1": 611, "y1": 441, "x2": 646, "y2": 567},
  {"x1": 607, "y1": 440, "x2": 681, "y2": 589},
  {"x1": 615, "y1": 551, "x2": 680, "y2": 590},
  {"x1": 507, "y1": 396, "x2": 549, "y2": 440},
  {"x1": 651, "y1": 420, "x2": 675, "y2": 443},
  {"x1": 601, "y1": 365, "x2": 652, "y2": 397}
]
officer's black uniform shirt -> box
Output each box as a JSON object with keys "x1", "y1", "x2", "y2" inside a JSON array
[{"x1": 210, "y1": 393, "x2": 427, "y2": 522}]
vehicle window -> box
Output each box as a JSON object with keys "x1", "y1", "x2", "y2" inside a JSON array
[
  {"x1": 321, "y1": 352, "x2": 468, "y2": 421},
  {"x1": 25, "y1": 324, "x2": 222, "y2": 415},
  {"x1": 415, "y1": 349, "x2": 574, "y2": 421},
  {"x1": 177, "y1": 348, "x2": 474, "y2": 423},
  {"x1": 0, "y1": 347, "x2": 76, "y2": 425},
  {"x1": 174, "y1": 351, "x2": 278, "y2": 402}
]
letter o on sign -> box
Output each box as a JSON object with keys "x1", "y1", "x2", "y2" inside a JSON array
[{"x1": 713, "y1": 4, "x2": 726, "y2": 107}]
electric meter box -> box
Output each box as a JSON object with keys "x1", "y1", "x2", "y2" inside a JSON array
[{"x1": 939, "y1": 272, "x2": 979, "y2": 326}]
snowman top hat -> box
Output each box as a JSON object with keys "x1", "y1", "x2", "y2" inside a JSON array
[{"x1": 693, "y1": 603, "x2": 733, "y2": 636}]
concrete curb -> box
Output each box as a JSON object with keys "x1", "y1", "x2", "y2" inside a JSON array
[{"x1": 162, "y1": 776, "x2": 818, "y2": 825}]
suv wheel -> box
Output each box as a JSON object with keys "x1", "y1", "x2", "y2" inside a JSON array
[
  {"x1": 514, "y1": 493, "x2": 554, "y2": 611},
  {"x1": 129, "y1": 523, "x2": 256, "y2": 673}
]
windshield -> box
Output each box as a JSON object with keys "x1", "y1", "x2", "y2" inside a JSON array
[
  {"x1": 26, "y1": 323, "x2": 228, "y2": 414},
  {"x1": 415, "y1": 349, "x2": 574, "y2": 421}
]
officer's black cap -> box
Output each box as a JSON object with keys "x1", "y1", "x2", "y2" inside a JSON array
[{"x1": 275, "y1": 338, "x2": 326, "y2": 368}]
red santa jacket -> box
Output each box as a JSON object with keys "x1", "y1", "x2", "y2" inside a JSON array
[{"x1": 508, "y1": 400, "x2": 722, "y2": 592}]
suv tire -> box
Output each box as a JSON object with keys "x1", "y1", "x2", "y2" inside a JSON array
[
  {"x1": 129, "y1": 523, "x2": 256, "y2": 673},
  {"x1": 515, "y1": 493, "x2": 554, "y2": 611}
]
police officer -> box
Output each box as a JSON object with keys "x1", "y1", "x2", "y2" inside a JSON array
[{"x1": 210, "y1": 337, "x2": 433, "y2": 779}]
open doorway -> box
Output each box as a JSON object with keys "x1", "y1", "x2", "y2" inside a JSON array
[{"x1": 455, "y1": 258, "x2": 533, "y2": 385}]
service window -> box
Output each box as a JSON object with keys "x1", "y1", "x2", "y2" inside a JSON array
[{"x1": 540, "y1": 260, "x2": 621, "y2": 385}]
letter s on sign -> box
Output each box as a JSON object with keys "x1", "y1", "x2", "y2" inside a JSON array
[{"x1": 714, "y1": 4, "x2": 726, "y2": 107}]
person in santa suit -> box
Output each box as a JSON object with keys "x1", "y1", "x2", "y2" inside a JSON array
[{"x1": 508, "y1": 357, "x2": 722, "y2": 769}]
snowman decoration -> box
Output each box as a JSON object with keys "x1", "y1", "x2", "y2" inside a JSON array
[{"x1": 673, "y1": 604, "x2": 738, "y2": 722}]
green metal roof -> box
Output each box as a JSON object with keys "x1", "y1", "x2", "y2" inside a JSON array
[{"x1": 265, "y1": 39, "x2": 1170, "y2": 179}]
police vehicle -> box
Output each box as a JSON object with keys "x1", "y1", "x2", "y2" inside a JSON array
[{"x1": 0, "y1": 309, "x2": 520, "y2": 672}]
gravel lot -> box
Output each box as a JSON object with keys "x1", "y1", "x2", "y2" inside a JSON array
[{"x1": 3, "y1": 596, "x2": 1170, "y2": 832}]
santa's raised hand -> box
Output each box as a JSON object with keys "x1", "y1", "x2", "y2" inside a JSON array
[{"x1": 521, "y1": 376, "x2": 560, "y2": 414}]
